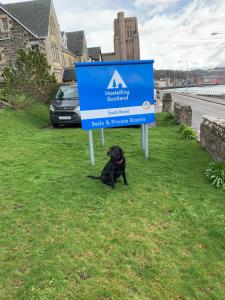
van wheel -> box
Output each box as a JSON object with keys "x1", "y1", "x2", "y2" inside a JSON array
[{"x1": 51, "y1": 122, "x2": 59, "y2": 128}]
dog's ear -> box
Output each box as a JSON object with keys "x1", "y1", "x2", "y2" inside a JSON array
[{"x1": 119, "y1": 148, "x2": 124, "y2": 156}]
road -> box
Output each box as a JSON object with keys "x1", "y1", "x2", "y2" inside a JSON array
[{"x1": 158, "y1": 93, "x2": 225, "y2": 131}]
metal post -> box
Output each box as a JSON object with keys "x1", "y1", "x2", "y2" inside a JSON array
[
  {"x1": 88, "y1": 130, "x2": 95, "y2": 166},
  {"x1": 100, "y1": 128, "x2": 105, "y2": 146},
  {"x1": 141, "y1": 124, "x2": 145, "y2": 151},
  {"x1": 144, "y1": 124, "x2": 149, "y2": 159}
]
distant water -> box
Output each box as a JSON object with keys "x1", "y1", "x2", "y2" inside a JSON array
[{"x1": 167, "y1": 85, "x2": 225, "y2": 96}]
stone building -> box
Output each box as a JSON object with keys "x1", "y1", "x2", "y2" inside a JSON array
[
  {"x1": 103, "y1": 11, "x2": 140, "y2": 61},
  {"x1": 0, "y1": 0, "x2": 92, "y2": 82}
]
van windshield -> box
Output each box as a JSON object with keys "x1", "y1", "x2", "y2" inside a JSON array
[{"x1": 56, "y1": 85, "x2": 78, "y2": 100}]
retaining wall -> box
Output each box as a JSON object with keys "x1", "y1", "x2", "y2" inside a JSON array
[
  {"x1": 174, "y1": 102, "x2": 192, "y2": 126},
  {"x1": 162, "y1": 93, "x2": 172, "y2": 113},
  {"x1": 200, "y1": 116, "x2": 225, "y2": 162}
]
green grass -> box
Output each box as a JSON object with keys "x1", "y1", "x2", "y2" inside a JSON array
[{"x1": 0, "y1": 106, "x2": 224, "y2": 300}]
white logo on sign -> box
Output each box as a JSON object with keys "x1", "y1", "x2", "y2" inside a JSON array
[{"x1": 107, "y1": 70, "x2": 127, "y2": 89}]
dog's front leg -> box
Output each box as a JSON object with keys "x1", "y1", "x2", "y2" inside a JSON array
[
  {"x1": 109, "y1": 173, "x2": 115, "y2": 188},
  {"x1": 122, "y1": 171, "x2": 128, "y2": 185}
]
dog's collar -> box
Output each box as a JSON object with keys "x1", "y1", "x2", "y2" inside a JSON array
[{"x1": 115, "y1": 158, "x2": 124, "y2": 165}]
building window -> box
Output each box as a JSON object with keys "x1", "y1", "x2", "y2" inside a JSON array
[
  {"x1": 51, "y1": 43, "x2": 60, "y2": 62},
  {"x1": 0, "y1": 17, "x2": 10, "y2": 40},
  {"x1": 50, "y1": 17, "x2": 56, "y2": 35},
  {"x1": 1, "y1": 18, "x2": 8, "y2": 31},
  {"x1": 56, "y1": 48, "x2": 60, "y2": 62},
  {"x1": 0, "y1": 49, "x2": 5, "y2": 64},
  {"x1": 31, "y1": 44, "x2": 39, "y2": 51},
  {"x1": 51, "y1": 43, "x2": 56, "y2": 61},
  {"x1": 126, "y1": 27, "x2": 132, "y2": 38}
]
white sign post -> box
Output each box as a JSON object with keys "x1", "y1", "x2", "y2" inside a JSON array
[
  {"x1": 141, "y1": 124, "x2": 145, "y2": 151},
  {"x1": 100, "y1": 128, "x2": 105, "y2": 146},
  {"x1": 88, "y1": 130, "x2": 95, "y2": 166},
  {"x1": 144, "y1": 124, "x2": 149, "y2": 159}
]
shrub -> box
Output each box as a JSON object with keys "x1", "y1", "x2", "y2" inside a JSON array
[
  {"x1": 156, "y1": 112, "x2": 176, "y2": 126},
  {"x1": 205, "y1": 162, "x2": 225, "y2": 190},
  {"x1": 181, "y1": 126, "x2": 196, "y2": 140},
  {"x1": 2, "y1": 48, "x2": 59, "y2": 110},
  {"x1": 179, "y1": 124, "x2": 186, "y2": 133}
]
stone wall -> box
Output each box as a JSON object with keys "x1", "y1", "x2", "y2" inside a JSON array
[
  {"x1": 162, "y1": 93, "x2": 172, "y2": 113},
  {"x1": 0, "y1": 8, "x2": 41, "y2": 74},
  {"x1": 0, "y1": 1, "x2": 65, "y2": 82},
  {"x1": 174, "y1": 102, "x2": 192, "y2": 126},
  {"x1": 200, "y1": 116, "x2": 225, "y2": 162},
  {"x1": 44, "y1": 2, "x2": 65, "y2": 81}
]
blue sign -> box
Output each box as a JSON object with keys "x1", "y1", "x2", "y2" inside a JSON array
[{"x1": 76, "y1": 60, "x2": 155, "y2": 130}]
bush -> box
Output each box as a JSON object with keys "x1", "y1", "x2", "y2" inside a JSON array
[
  {"x1": 179, "y1": 124, "x2": 186, "y2": 133},
  {"x1": 181, "y1": 126, "x2": 196, "y2": 140},
  {"x1": 156, "y1": 112, "x2": 176, "y2": 126},
  {"x1": 206, "y1": 162, "x2": 225, "y2": 191},
  {"x1": 2, "y1": 49, "x2": 59, "y2": 110}
]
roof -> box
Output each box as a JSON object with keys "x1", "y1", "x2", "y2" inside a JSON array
[
  {"x1": 62, "y1": 47, "x2": 76, "y2": 57},
  {"x1": 62, "y1": 68, "x2": 77, "y2": 82},
  {"x1": 88, "y1": 47, "x2": 102, "y2": 61},
  {"x1": 2, "y1": 0, "x2": 51, "y2": 37},
  {"x1": 66, "y1": 31, "x2": 84, "y2": 56},
  {"x1": 102, "y1": 52, "x2": 117, "y2": 61}
]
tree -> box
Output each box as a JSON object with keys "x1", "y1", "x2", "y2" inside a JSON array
[{"x1": 2, "y1": 48, "x2": 58, "y2": 110}]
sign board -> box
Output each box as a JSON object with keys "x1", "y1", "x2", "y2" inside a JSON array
[{"x1": 76, "y1": 60, "x2": 155, "y2": 130}]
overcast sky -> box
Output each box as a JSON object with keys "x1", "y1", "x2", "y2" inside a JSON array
[{"x1": 2, "y1": 0, "x2": 225, "y2": 70}]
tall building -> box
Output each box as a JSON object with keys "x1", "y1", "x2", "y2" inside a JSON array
[{"x1": 103, "y1": 11, "x2": 140, "y2": 61}]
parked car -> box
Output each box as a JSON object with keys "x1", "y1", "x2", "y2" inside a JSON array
[{"x1": 50, "y1": 84, "x2": 81, "y2": 127}]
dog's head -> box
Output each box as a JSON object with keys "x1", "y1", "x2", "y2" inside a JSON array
[{"x1": 107, "y1": 145, "x2": 124, "y2": 161}]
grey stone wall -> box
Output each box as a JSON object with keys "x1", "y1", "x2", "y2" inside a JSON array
[
  {"x1": 174, "y1": 102, "x2": 192, "y2": 126},
  {"x1": 0, "y1": 9, "x2": 42, "y2": 72},
  {"x1": 200, "y1": 116, "x2": 225, "y2": 162},
  {"x1": 162, "y1": 93, "x2": 172, "y2": 113}
]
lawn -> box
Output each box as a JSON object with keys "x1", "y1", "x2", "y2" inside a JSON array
[{"x1": 0, "y1": 105, "x2": 224, "y2": 300}]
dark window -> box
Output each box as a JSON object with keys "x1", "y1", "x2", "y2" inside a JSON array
[
  {"x1": 2, "y1": 18, "x2": 8, "y2": 31},
  {"x1": 0, "y1": 32, "x2": 10, "y2": 40},
  {"x1": 51, "y1": 43, "x2": 56, "y2": 61},
  {"x1": 50, "y1": 17, "x2": 55, "y2": 35},
  {"x1": 56, "y1": 48, "x2": 60, "y2": 62},
  {"x1": 31, "y1": 44, "x2": 39, "y2": 50},
  {"x1": 126, "y1": 27, "x2": 132, "y2": 38},
  {"x1": 0, "y1": 18, "x2": 11, "y2": 39}
]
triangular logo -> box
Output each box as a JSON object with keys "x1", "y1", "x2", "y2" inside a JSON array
[{"x1": 107, "y1": 70, "x2": 127, "y2": 89}]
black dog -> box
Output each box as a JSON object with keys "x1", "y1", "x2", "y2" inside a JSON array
[{"x1": 87, "y1": 145, "x2": 128, "y2": 188}]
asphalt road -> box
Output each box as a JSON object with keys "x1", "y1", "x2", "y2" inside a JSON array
[{"x1": 158, "y1": 93, "x2": 225, "y2": 131}]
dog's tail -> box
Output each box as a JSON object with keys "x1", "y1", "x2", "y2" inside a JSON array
[{"x1": 87, "y1": 175, "x2": 101, "y2": 180}]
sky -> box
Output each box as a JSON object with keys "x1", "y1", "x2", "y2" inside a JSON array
[{"x1": 2, "y1": 0, "x2": 225, "y2": 70}]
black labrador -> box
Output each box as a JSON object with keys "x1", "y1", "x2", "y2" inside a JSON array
[{"x1": 87, "y1": 145, "x2": 128, "y2": 188}]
